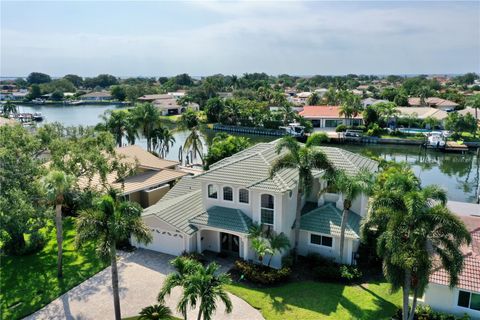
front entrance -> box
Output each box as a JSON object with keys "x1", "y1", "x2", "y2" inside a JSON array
[{"x1": 220, "y1": 232, "x2": 239, "y2": 255}]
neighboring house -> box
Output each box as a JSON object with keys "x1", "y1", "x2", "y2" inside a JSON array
[
  {"x1": 299, "y1": 106, "x2": 364, "y2": 129},
  {"x1": 418, "y1": 201, "x2": 480, "y2": 318},
  {"x1": 133, "y1": 141, "x2": 377, "y2": 267},
  {"x1": 81, "y1": 91, "x2": 112, "y2": 101},
  {"x1": 138, "y1": 93, "x2": 199, "y2": 115},
  {"x1": 79, "y1": 145, "x2": 186, "y2": 208},
  {"x1": 314, "y1": 88, "x2": 328, "y2": 97},
  {"x1": 458, "y1": 107, "x2": 480, "y2": 121},
  {"x1": 362, "y1": 98, "x2": 388, "y2": 108},
  {"x1": 408, "y1": 97, "x2": 459, "y2": 111},
  {"x1": 396, "y1": 107, "x2": 449, "y2": 122}
]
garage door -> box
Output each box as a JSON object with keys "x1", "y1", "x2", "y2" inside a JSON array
[{"x1": 136, "y1": 228, "x2": 185, "y2": 256}]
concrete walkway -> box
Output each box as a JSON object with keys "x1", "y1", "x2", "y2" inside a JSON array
[{"x1": 25, "y1": 250, "x2": 263, "y2": 320}]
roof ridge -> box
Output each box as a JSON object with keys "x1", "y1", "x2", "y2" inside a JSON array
[
  {"x1": 145, "y1": 189, "x2": 201, "y2": 214},
  {"x1": 194, "y1": 151, "x2": 261, "y2": 179},
  {"x1": 258, "y1": 150, "x2": 291, "y2": 192}
]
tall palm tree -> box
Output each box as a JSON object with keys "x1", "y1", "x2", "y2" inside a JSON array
[
  {"x1": 329, "y1": 169, "x2": 375, "y2": 263},
  {"x1": 184, "y1": 127, "x2": 204, "y2": 165},
  {"x1": 306, "y1": 92, "x2": 321, "y2": 105},
  {"x1": 467, "y1": 94, "x2": 480, "y2": 138},
  {"x1": 158, "y1": 257, "x2": 233, "y2": 320},
  {"x1": 102, "y1": 109, "x2": 129, "y2": 147},
  {"x1": 270, "y1": 137, "x2": 332, "y2": 259},
  {"x1": 160, "y1": 128, "x2": 175, "y2": 158},
  {"x1": 42, "y1": 170, "x2": 75, "y2": 278},
  {"x1": 418, "y1": 86, "x2": 431, "y2": 107},
  {"x1": 76, "y1": 195, "x2": 152, "y2": 320},
  {"x1": 2, "y1": 100, "x2": 18, "y2": 117},
  {"x1": 132, "y1": 103, "x2": 160, "y2": 151},
  {"x1": 365, "y1": 166, "x2": 471, "y2": 320}
]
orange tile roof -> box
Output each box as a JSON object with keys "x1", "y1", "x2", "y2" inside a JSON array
[{"x1": 299, "y1": 106, "x2": 362, "y2": 119}]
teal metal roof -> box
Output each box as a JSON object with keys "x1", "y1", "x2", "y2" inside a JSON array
[
  {"x1": 189, "y1": 206, "x2": 253, "y2": 234},
  {"x1": 300, "y1": 203, "x2": 362, "y2": 239}
]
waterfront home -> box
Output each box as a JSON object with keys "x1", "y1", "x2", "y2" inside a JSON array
[
  {"x1": 79, "y1": 145, "x2": 186, "y2": 208},
  {"x1": 408, "y1": 97, "x2": 459, "y2": 111},
  {"x1": 417, "y1": 201, "x2": 480, "y2": 318},
  {"x1": 153, "y1": 96, "x2": 199, "y2": 115},
  {"x1": 396, "y1": 107, "x2": 448, "y2": 122},
  {"x1": 299, "y1": 105, "x2": 363, "y2": 129},
  {"x1": 80, "y1": 91, "x2": 112, "y2": 101},
  {"x1": 459, "y1": 107, "x2": 480, "y2": 121},
  {"x1": 132, "y1": 141, "x2": 377, "y2": 267}
]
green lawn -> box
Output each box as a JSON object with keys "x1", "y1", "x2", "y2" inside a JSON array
[
  {"x1": 226, "y1": 280, "x2": 401, "y2": 320},
  {"x1": 0, "y1": 217, "x2": 107, "y2": 320}
]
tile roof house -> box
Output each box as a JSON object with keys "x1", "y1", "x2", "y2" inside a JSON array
[
  {"x1": 79, "y1": 145, "x2": 185, "y2": 208},
  {"x1": 138, "y1": 93, "x2": 199, "y2": 116},
  {"x1": 396, "y1": 107, "x2": 449, "y2": 121},
  {"x1": 418, "y1": 201, "x2": 480, "y2": 318},
  {"x1": 408, "y1": 97, "x2": 459, "y2": 111},
  {"x1": 133, "y1": 141, "x2": 378, "y2": 268},
  {"x1": 80, "y1": 91, "x2": 112, "y2": 101},
  {"x1": 299, "y1": 106, "x2": 364, "y2": 129}
]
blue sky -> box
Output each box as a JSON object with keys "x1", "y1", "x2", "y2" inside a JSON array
[{"x1": 1, "y1": 1, "x2": 479, "y2": 77}]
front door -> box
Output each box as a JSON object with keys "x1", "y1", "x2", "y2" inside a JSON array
[{"x1": 220, "y1": 233, "x2": 239, "y2": 255}]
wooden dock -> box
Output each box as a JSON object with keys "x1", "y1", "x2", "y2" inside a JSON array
[{"x1": 444, "y1": 141, "x2": 469, "y2": 153}]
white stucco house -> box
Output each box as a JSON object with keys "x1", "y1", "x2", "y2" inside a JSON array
[
  {"x1": 417, "y1": 201, "x2": 480, "y2": 319},
  {"x1": 132, "y1": 141, "x2": 377, "y2": 268}
]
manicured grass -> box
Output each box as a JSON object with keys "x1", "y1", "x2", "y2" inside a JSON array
[
  {"x1": 0, "y1": 217, "x2": 107, "y2": 320},
  {"x1": 226, "y1": 280, "x2": 402, "y2": 320}
]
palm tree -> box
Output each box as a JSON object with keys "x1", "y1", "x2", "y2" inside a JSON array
[
  {"x1": 158, "y1": 257, "x2": 233, "y2": 320},
  {"x1": 267, "y1": 232, "x2": 290, "y2": 267},
  {"x1": 366, "y1": 166, "x2": 471, "y2": 320},
  {"x1": 42, "y1": 170, "x2": 75, "y2": 278},
  {"x1": 306, "y1": 92, "x2": 321, "y2": 105},
  {"x1": 2, "y1": 100, "x2": 18, "y2": 117},
  {"x1": 418, "y1": 86, "x2": 431, "y2": 107},
  {"x1": 102, "y1": 109, "x2": 129, "y2": 147},
  {"x1": 423, "y1": 116, "x2": 440, "y2": 130},
  {"x1": 138, "y1": 303, "x2": 172, "y2": 320},
  {"x1": 132, "y1": 103, "x2": 160, "y2": 151},
  {"x1": 159, "y1": 128, "x2": 175, "y2": 158},
  {"x1": 251, "y1": 237, "x2": 273, "y2": 263},
  {"x1": 76, "y1": 195, "x2": 152, "y2": 320},
  {"x1": 270, "y1": 137, "x2": 332, "y2": 259},
  {"x1": 279, "y1": 103, "x2": 295, "y2": 125},
  {"x1": 184, "y1": 127, "x2": 204, "y2": 165},
  {"x1": 329, "y1": 169, "x2": 375, "y2": 263},
  {"x1": 467, "y1": 94, "x2": 480, "y2": 138}
]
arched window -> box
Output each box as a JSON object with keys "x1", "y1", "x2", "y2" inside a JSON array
[
  {"x1": 208, "y1": 184, "x2": 218, "y2": 199},
  {"x1": 223, "y1": 186, "x2": 233, "y2": 201},
  {"x1": 239, "y1": 189, "x2": 249, "y2": 204},
  {"x1": 260, "y1": 194, "x2": 274, "y2": 225}
]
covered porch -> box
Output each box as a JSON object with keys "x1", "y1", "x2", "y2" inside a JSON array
[{"x1": 189, "y1": 206, "x2": 253, "y2": 261}]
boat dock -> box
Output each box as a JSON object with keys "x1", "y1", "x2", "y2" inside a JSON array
[{"x1": 444, "y1": 141, "x2": 469, "y2": 153}]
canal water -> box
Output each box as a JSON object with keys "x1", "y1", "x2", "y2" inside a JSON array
[{"x1": 18, "y1": 104, "x2": 478, "y2": 203}]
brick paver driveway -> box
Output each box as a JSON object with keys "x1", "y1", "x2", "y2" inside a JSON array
[{"x1": 25, "y1": 249, "x2": 264, "y2": 320}]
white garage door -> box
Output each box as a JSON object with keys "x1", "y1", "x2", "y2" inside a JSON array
[{"x1": 137, "y1": 228, "x2": 185, "y2": 256}]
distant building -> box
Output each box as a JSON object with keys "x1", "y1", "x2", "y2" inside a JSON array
[
  {"x1": 396, "y1": 107, "x2": 449, "y2": 121},
  {"x1": 458, "y1": 107, "x2": 479, "y2": 121},
  {"x1": 299, "y1": 105, "x2": 363, "y2": 129},
  {"x1": 362, "y1": 98, "x2": 388, "y2": 108},
  {"x1": 81, "y1": 91, "x2": 112, "y2": 101},
  {"x1": 408, "y1": 97, "x2": 458, "y2": 111}
]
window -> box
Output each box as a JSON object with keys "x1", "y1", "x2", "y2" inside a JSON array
[
  {"x1": 239, "y1": 189, "x2": 249, "y2": 204},
  {"x1": 208, "y1": 184, "x2": 218, "y2": 199},
  {"x1": 260, "y1": 194, "x2": 274, "y2": 225},
  {"x1": 223, "y1": 186, "x2": 233, "y2": 201},
  {"x1": 458, "y1": 290, "x2": 480, "y2": 311},
  {"x1": 310, "y1": 234, "x2": 333, "y2": 247}
]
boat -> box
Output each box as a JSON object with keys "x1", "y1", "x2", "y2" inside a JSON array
[
  {"x1": 67, "y1": 100, "x2": 84, "y2": 106},
  {"x1": 33, "y1": 112, "x2": 43, "y2": 121},
  {"x1": 280, "y1": 123, "x2": 305, "y2": 137},
  {"x1": 32, "y1": 98, "x2": 45, "y2": 104},
  {"x1": 425, "y1": 131, "x2": 446, "y2": 148}
]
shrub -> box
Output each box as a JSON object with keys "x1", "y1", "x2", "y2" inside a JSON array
[
  {"x1": 138, "y1": 303, "x2": 172, "y2": 320},
  {"x1": 234, "y1": 260, "x2": 291, "y2": 285},
  {"x1": 339, "y1": 265, "x2": 362, "y2": 282},
  {"x1": 309, "y1": 256, "x2": 362, "y2": 284},
  {"x1": 366, "y1": 123, "x2": 384, "y2": 137},
  {"x1": 180, "y1": 251, "x2": 206, "y2": 263},
  {"x1": 281, "y1": 253, "x2": 294, "y2": 268},
  {"x1": 336, "y1": 124, "x2": 347, "y2": 132},
  {"x1": 305, "y1": 252, "x2": 332, "y2": 267},
  {"x1": 392, "y1": 305, "x2": 470, "y2": 320}
]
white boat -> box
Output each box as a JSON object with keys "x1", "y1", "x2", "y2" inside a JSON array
[
  {"x1": 280, "y1": 123, "x2": 305, "y2": 137},
  {"x1": 426, "y1": 131, "x2": 446, "y2": 148}
]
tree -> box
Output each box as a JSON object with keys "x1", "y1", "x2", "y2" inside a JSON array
[
  {"x1": 467, "y1": 94, "x2": 480, "y2": 137},
  {"x1": 111, "y1": 85, "x2": 127, "y2": 101},
  {"x1": 158, "y1": 257, "x2": 233, "y2": 320},
  {"x1": 102, "y1": 109, "x2": 129, "y2": 147},
  {"x1": 270, "y1": 137, "x2": 332, "y2": 259},
  {"x1": 362, "y1": 105, "x2": 380, "y2": 128},
  {"x1": 204, "y1": 97, "x2": 225, "y2": 123},
  {"x1": 266, "y1": 232, "x2": 290, "y2": 267},
  {"x1": 306, "y1": 92, "x2": 321, "y2": 105},
  {"x1": 41, "y1": 170, "x2": 75, "y2": 278},
  {"x1": 305, "y1": 132, "x2": 329, "y2": 147},
  {"x1": 445, "y1": 112, "x2": 477, "y2": 138},
  {"x1": 418, "y1": 86, "x2": 431, "y2": 107},
  {"x1": 251, "y1": 237, "x2": 273, "y2": 263},
  {"x1": 339, "y1": 92, "x2": 362, "y2": 126},
  {"x1": 63, "y1": 74, "x2": 84, "y2": 88},
  {"x1": 204, "y1": 133, "x2": 250, "y2": 168},
  {"x1": 329, "y1": 169, "x2": 374, "y2": 263},
  {"x1": 0, "y1": 125, "x2": 47, "y2": 255},
  {"x1": 50, "y1": 90, "x2": 64, "y2": 101},
  {"x1": 365, "y1": 166, "x2": 471, "y2": 320},
  {"x1": 28, "y1": 84, "x2": 42, "y2": 100},
  {"x1": 131, "y1": 103, "x2": 161, "y2": 152},
  {"x1": 27, "y1": 72, "x2": 51, "y2": 84},
  {"x1": 184, "y1": 127, "x2": 204, "y2": 165},
  {"x1": 76, "y1": 195, "x2": 152, "y2": 320},
  {"x1": 138, "y1": 304, "x2": 172, "y2": 320},
  {"x1": 2, "y1": 100, "x2": 18, "y2": 116},
  {"x1": 423, "y1": 116, "x2": 440, "y2": 130}
]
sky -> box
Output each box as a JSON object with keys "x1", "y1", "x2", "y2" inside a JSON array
[{"x1": 1, "y1": 1, "x2": 479, "y2": 77}]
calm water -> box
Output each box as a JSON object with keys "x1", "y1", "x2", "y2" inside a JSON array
[{"x1": 20, "y1": 104, "x2": 478, "y2": 203}]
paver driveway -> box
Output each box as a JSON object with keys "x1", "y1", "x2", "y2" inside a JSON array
[{"x1": 25, "y1": 249, "x2": 264, "y2": 320}]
